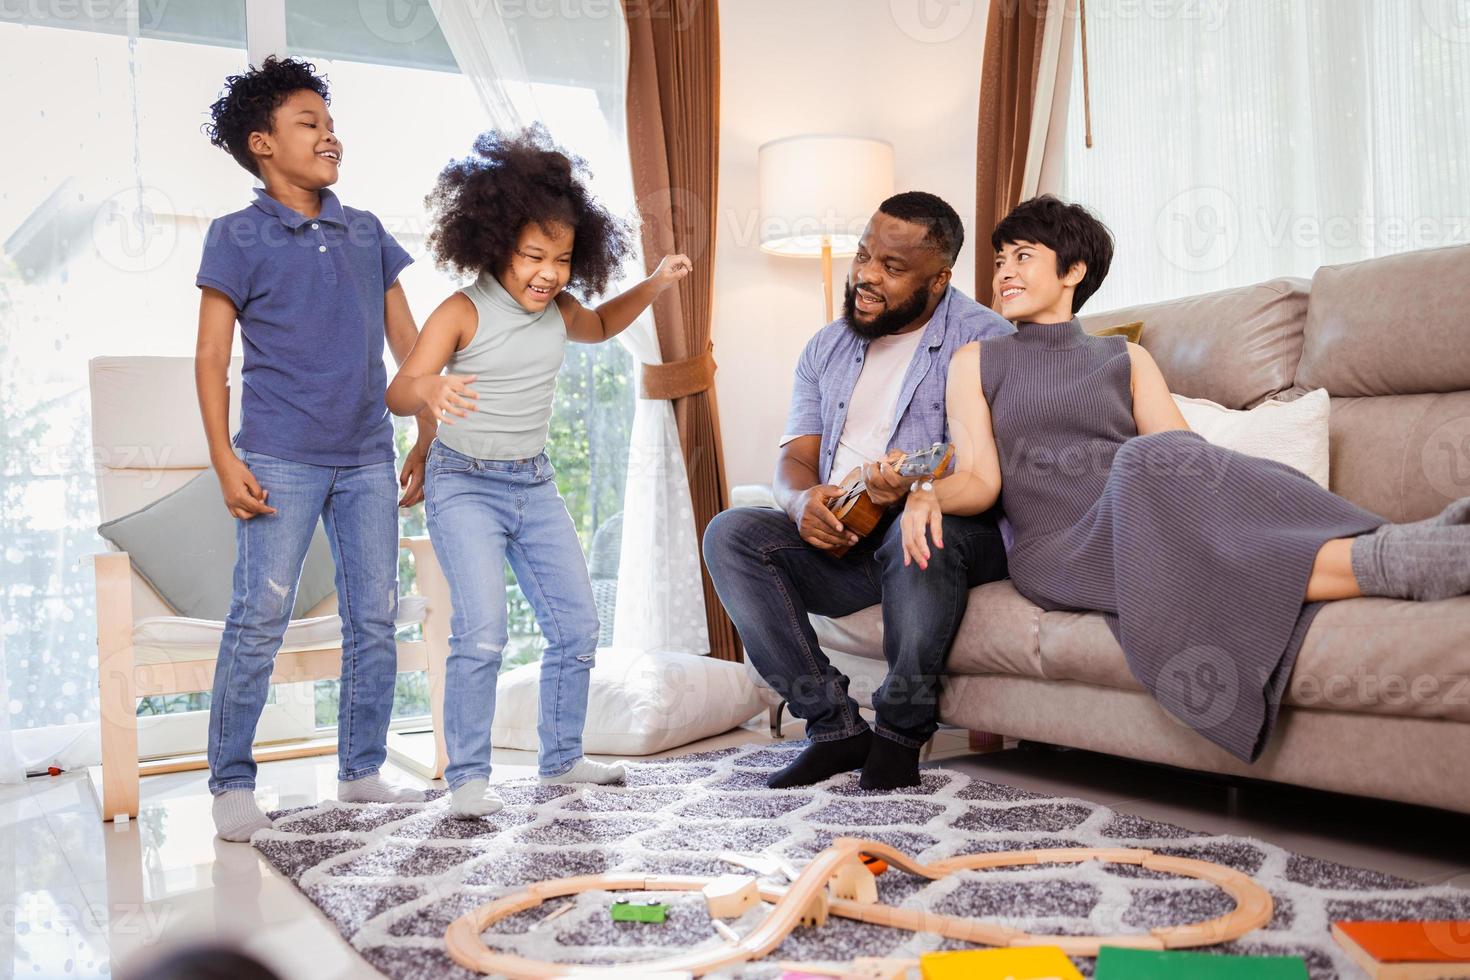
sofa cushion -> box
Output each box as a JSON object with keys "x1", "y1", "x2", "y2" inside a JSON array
[
  {"x1": 1323, "y1": 391, "x2": 1470, "y2": 523},
  {"x1": 814, "y1": 580, "x2": 1044, "y2": 678},
  {"x1": 1296, "y1": 243, "x2": 1470, "y2": 397},
  {"x1": 810, "y1": 579, "x2": 1470, "y2": 724},
  {"x1": 1080, "y1": 277, "x2": 1310, "y2": 409},
  {"x1": 1173, "y1": 387, "x2": 1331, "y2": 489},
  {"x1": 1034, "y1": 596, "x2": 1470, "y2": 724}
]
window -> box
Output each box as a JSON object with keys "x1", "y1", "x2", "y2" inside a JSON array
[
  {"x1": 0, "y1": 3, "x2": 635, "y2": 752},
  {"x1": 1061, "y1": 0, "x2": 1470, "y2": 312}
]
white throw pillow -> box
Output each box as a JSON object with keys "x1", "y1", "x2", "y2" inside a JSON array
[
  {"x1": 1172, "y1": 388, "x2": 1331, "y2": 489},
  {"x1": 491, "y1": 648, "x2": 767, "y2": 756}
]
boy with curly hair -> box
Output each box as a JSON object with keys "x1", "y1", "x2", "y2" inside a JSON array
[
  {"x1": 387, "y1": 126, "x2": 691, "y2": 819},
  {"x1": 195, "y1": 56, "x2": 432, "y2": 840}
]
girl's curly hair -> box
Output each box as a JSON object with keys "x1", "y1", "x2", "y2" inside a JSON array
[
  {"x1": 204, "y1": 56, "x2": 330, "y2": 177},
  {"x1": 425, "y1": 125, "x2": 634, "y2": 299}
]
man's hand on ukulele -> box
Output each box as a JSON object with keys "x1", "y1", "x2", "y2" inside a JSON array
[
  {"x1": 862, "y1": 450, "x2": 908, "y2": 508},
  {"x1": 789, "y1": 485, "x2": 860, "y2": 552}
]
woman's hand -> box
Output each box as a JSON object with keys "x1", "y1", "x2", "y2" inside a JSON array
[
  {"x1": 412, "y1": 373, "x2": 478, "y2": 424},
  {"x1": 652, "y1": 253, "x2": 693, "y2": 293},
  {"x1": 901, "y1": 485, "x2": 944, "y2": 569}
]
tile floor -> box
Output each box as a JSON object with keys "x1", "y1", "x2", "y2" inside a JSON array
[{"x1": 2, "y1": 721, "x2": 1465, "y2": 979}]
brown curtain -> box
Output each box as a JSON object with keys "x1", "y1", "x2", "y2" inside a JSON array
[
  {"x1": 622, "y1": 0, "x2": 740, "y2": 662},
  {"x1": 975, "y1": 0, "x2": 1052, "y2": 309}
]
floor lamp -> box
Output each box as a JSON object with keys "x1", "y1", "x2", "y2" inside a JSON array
[{"x1": 757, "y1": 136, "x2": 895, "y2": 323}]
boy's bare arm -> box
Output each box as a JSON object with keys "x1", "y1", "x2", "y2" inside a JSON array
[
  {"x1": 384, "y1": 281, "x2": 439, "y2": 434},
  {"x1": 196, "y1": 287, "x2": 275, "y2": 519}
]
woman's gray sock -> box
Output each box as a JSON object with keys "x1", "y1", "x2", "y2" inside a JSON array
[{"x1": 1350, "y1": 523, "x2": 1470, "y2": 601}]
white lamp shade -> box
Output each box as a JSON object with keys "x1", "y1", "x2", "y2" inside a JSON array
[{"x1": 757, "y1": 135, "x2": 895, "y2": 257}]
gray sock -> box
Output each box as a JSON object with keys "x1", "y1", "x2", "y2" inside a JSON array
[
  {"x1": 212, "y1": 789, "x2": 273, "y2": 842},
  {"x1": 1430, "y1": 497, "x2": 1470, "y2": 526},
  {"x1": 1382, "y1": 496, "x2": 1470, "y2": 532},
  {"x1": 448, "y1": 778, "x2": 505, "y2": 820},
  {"x1": 338, "y1": 771, "x2": 426, "y2": 804},
  {"x1": 1350, "y1": 523, "x2": 1470, "y2": 601}
]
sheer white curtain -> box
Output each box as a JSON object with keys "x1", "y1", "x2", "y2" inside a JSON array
[
  {"x1": 429, "y1": 0, "x2": 710, "y2": 655},
  {"x1": 1062, "y1": 0, "x2": 1470, "y2": 313},
  {"x1": 0, "y1": 641, "x2": 20, "y2": 783}
]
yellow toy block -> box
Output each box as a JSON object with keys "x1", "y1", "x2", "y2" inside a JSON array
[{"x1": 920, "y1": 946, "x2": 1083, "y2": 980}]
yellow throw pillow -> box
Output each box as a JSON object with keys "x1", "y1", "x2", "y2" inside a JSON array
[{"x1": 1088, "y1": 320, "x2": 1144, "y2": 344}]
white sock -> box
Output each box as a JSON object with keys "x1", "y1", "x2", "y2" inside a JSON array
[
  {"x1": 212, "y1": 789, "x2": 273, "y2": 842},
  {"x1": 337, "y1": 771, "x2": 426, "y2": 804},
  {"x1": 539, "y1": 757, "x2": 627, "y2": 786},
  {"x1": 449, "y1": 778, "x2": 505, "y2": 819}
]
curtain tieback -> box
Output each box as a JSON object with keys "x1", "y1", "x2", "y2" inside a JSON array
[{"x1": 639, "y1": 343, "x2": 717, "y2": 400}]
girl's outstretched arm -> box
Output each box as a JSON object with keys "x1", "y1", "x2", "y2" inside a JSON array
[{"x1": 556, "y1": 253, "x2": 692, "y2": 343}]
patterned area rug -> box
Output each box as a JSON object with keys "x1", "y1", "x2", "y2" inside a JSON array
[{"x1": 253, "y1": 741, "x2": 1470, "y2": 979}]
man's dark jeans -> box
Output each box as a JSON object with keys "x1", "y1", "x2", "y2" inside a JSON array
[{"x1": 702, "y1": 505, "x2": 1009, "y2": 748}]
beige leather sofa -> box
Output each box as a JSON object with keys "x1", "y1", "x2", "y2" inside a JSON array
[{"x1": 741, "y1": 243, "x2": 1470, "y2": 814}]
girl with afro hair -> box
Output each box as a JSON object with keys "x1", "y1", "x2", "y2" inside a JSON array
[{"x1": 387, "y1": 126, "x2": 691, "y2": 819}]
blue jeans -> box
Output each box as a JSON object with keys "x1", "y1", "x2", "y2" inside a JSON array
[
  {"x1": 423, "y1": 439, "x2": 600, "y2": 788},
  {"x1": 703, "y1": 506, "x2": 1009, "y2": 748},
  {"x1": 207, "y1": 449, "x2": 400, "y2": 794}
]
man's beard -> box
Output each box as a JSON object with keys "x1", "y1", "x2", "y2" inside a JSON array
[{"x1": 843, "y1": 280, "x2": 932, "y2": 340}]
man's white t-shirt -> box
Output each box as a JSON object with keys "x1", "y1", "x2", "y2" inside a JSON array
[{"x1": 780, "y1": 321, "x2": 928, "y2": 484}]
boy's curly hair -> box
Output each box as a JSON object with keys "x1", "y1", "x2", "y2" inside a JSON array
[
  {"x1": 204, "y1": 56, "x2": 330, "y2": 177},
  {"x1": 425, "y1": 125, "x2": 634, "y2": 299}
]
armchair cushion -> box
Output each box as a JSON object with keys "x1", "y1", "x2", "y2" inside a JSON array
[
  {"x1": 97, "y1": 471, "x2": 337, "y2": 620},
  {"x1": 130, "y1": 594, "x2": 429, "y2": 665}
]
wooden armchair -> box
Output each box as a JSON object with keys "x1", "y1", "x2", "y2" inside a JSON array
[{"x1": 89, "y1": 356, "x2": 449, "y2": 821}]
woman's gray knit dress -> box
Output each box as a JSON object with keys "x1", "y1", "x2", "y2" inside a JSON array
[{"x1": 980, "y1": 319, "x2": 1385, "y2": 762}]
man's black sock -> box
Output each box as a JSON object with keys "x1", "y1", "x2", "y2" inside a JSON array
[
  {"x1": 858, "y1": 732, "x2": 922, "y2": 790},
  {"x1": 766, "y1": 730, "x2": 873, "y2": 789}
]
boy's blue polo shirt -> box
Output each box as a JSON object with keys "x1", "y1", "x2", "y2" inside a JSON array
[{"x1": 196, "y1": 188, "x2": 412, "y2": 467}]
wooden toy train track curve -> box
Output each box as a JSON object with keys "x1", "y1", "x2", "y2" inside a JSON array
[{"x1": 444, "y1": 839, "x2": 1273, "y2": 977}]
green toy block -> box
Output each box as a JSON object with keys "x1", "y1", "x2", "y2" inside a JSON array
[{"x1": 610, "y1": 898, "x2": 667, "y2": 924}]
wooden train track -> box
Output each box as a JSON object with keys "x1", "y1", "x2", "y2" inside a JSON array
[{"x1": 444, "y1": 838, "x2": 1273, "y2": 977}]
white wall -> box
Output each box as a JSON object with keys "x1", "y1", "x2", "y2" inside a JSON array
[{"x1": 712, "y1": 0, "x2": 989, "y2": 489}]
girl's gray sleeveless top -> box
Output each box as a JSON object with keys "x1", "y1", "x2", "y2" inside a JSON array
[{"x1": 436, "y1": 272, "x2": 567, "y2": 461}]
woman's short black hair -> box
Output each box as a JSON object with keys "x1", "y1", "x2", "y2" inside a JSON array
[
  {"x1": 204, "y1": 56, "x2": 330, "y2": 177},
  {"x1": 424, "y1": 125, "x2": 634, "y2": 299},
  {"x1": 991, "y1": 195, "x2": 1114, "y2": 314}
]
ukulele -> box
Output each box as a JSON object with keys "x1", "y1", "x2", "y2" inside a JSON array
[{"x1": 824, "y1": 442, "x2": 955, "y2": 557}]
